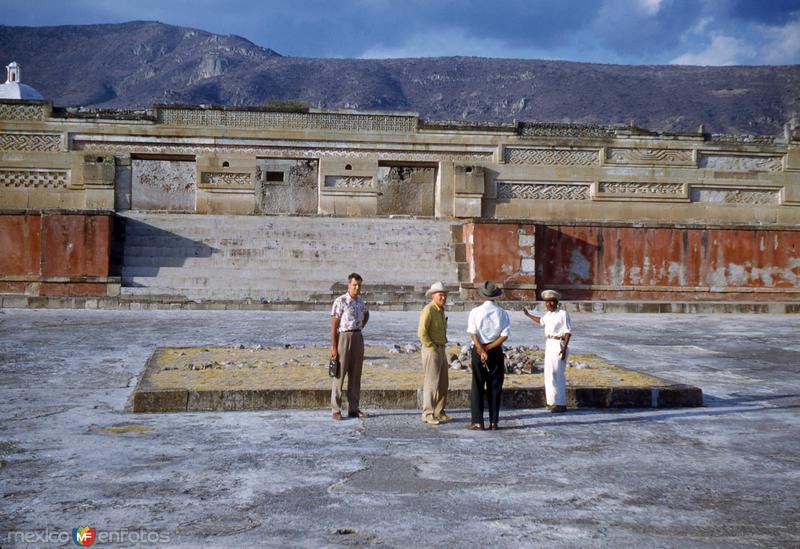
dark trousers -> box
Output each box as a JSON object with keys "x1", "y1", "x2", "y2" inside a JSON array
[{"x1": 470, "y1": 346, "x2": 505, "y2": 425}]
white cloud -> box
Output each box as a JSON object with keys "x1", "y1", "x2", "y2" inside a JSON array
[
  {"x1": 670, "y1": 33, "x2": 755, "y2": 65},
  {"x1": 759, "y1": 18, "x2": 800, "y2": 65},
  {"x1": 637, "y1": 0, "x2": 664, "y2": 16},
  {"x1": 359, "y1": 27, "x2": 547, "y2": 60}
]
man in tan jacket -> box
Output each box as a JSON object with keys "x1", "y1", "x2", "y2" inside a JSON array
[{"x1": 417, "y1": 281, "x2": 451, "y2": 425}]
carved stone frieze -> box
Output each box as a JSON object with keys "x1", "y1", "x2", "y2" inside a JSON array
[
  {"x1": 0, "y1": 103, "x2": 47, "y2": 121},
  {"x1": 690, "y1": 187, "x2": 780, "y2": 205},
  {"x1": 698, "y1": 154, "x2": 783, "y2": 172},
  {"x1": 0, "y1": 169, "x2": 68, "y2": 188},
  {"x1": 504, "y1": 147, "x2": 598, "y2": 166},
  {"x1": 598, "y1": 182, "x2": 684, "y2": 195},
  {"x1": 157, "y1": 107, "x2": 417, "y2": 134},
  {"x1": 709, "y1": 134, "x2": 776, "y2": 145},
  {"x1": 606, "y1": 147, "x2": 694, "y2": 166},
  {"x1": 517, "y1": 122, "x2": 616, "y2": 138},
  {"x1": 200, "y1": 172, "x2": 252, "y2": 187},
  {"x1": 324, "y1": 176, "x2": 374, "y2": 188},
  {"x1": 71, "y1": 141, "x2": 492, "y2": 162},
  {"x1": 496, "y1": 181, "x2": 591, "y2": 200},
  {"x1": 0, "y1": 133, "x2": 61, "y2": 152}
]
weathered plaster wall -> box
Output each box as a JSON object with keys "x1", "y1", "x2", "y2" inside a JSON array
[
  {"x1": 461, "y1": 222, "x2": 536, "y2": 300},
  {"x1": 0, "y1": 212, "x2": 117, "y2": 297},
  {"x1": 131, "y1": 158, "x2": 196, "y2": 211},
  {"x1": 536, "y1": 225, "x2": 800, "y2": 301},
  {"x1": 376, "y1": 165, "x2": 436, "y2": 216},
  {"x1": 256, "y1": 158, "x2": 318, "y2": 215},
  {"x1": 463, "y1": 222, "x2": 800, "y2": 301}
]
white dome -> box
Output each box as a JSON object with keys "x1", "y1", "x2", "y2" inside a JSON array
[{"x1": 0, "y1": 62, "x2": 44, "y2": 100}]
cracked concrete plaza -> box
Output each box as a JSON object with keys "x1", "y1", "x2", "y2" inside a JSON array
[{"x1": 1, "y1": 309, "x2": 799, "y2": 548}]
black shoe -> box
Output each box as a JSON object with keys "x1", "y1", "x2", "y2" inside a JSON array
[{"x1": 489, "y1": 423, "x2": 499, "y2": 430}]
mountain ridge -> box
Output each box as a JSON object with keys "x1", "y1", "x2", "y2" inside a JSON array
[{"x1": 1, "y1": 21, "x2": 798, "y2": 135}]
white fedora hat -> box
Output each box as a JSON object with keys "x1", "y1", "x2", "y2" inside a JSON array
[
  {"x1": 425, "y1": 281, "x2": 449, "y2": 298},
  {"x1": 541, "y1": 289, "x2": 561, "y2": 301}
]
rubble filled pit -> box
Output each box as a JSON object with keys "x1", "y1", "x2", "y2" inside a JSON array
[{"x1": 132, "y1": 344, "x2": 702, "y2": 412}]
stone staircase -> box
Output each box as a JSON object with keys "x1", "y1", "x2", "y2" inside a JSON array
[{"x1": 117, "y1": 212, "x2": 466, "y2": 307}]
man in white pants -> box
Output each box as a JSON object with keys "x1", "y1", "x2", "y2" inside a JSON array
[{"x1": 523, "y1": 289, "x2": 572, "y2": 412}]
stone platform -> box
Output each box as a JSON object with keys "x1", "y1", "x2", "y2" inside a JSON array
[{"x1": 132, "y1": 345, "x2": 703, "y2": 412}]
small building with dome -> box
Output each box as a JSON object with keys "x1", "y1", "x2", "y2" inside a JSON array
[{"x1": 0, "y1": 62, "x2": 44, "y2": 100}]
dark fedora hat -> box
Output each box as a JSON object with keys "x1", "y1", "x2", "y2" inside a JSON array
[{"x1": 477, "y1": 280, "x2": 502, "y2": 299}]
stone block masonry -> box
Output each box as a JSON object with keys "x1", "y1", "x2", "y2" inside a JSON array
[
  {"x1": 1, "y1": 99, "x2": 799, "y2": 307},
  {"x1": 132, "y1": 345, "x2": 702, "y2": 412}
]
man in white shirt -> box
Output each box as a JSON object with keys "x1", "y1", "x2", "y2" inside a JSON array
[
  {"x1": 466, "y1": 281, "x2": 510, "y2": 430},
  {"x1": 524, "y1": 289, "x2": 572, "y2": 413}
]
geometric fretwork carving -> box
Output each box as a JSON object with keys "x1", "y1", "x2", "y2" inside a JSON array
[
  {"x1": 0, "y1": 169, "x2": 68, "y2": 188},
  {"x1": 158, "y1": 107, "x2": 417, "y2": 134},
  {"x1": 496, "y1": 181, "x2": 591, "y2": 200},
  {"x1": 504, "y1": 148, "x2": 598, "y2": 166},
  {"x1": 690, "y1": 187, "x2": 780, "y2": 205},
  {"x1": 0, "y1": 133, "x2": 61, "y2": 151},
  {"x1": 698, "y1": 154, "x2": 783, "y2": 172},
  {"x1": 606, "y1": 148, "x2": 694, "y2": 166},
  {"x1": 0, "y1": 103, "x2": 47, "y2": 121},
  {"x1": 598, "y1": 182, "x2": 685, "y2": 195},
  {"x1": 517, "y1": 122, "x2": 617, "y2": 138},
  {"x1": 324, "y1": 176, "x2": 374, "y2": 188},
  {"x1": 200, "y1": 172, "x2": 252, "y2": 187},
  {"x1": 72, "y1": 142, "x2": 492, "y2": 162}
]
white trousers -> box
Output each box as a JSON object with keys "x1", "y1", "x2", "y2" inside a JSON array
[{"x1": 544, "y1": 339, "x2": 567, "y2": 406}]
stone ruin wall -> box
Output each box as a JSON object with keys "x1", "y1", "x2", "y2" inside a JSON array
[
  {"x1": 1, "y1": 101, "x2": 799, "y2": 303},
  {"x1": 1, "y1": 101, "x2": 798, "y2": 225}
]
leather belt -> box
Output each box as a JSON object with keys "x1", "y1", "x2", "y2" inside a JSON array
[{"x1": 547, "y1": 335, "x2": 565, "y2": 340}]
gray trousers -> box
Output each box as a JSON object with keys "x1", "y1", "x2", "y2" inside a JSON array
[{"x1": 331, "y1": 331, "x2": 364, "y2": 413}]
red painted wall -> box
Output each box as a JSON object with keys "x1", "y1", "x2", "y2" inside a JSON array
[
  {"x1": 0, "y1": 213, "x2": 114, "y2": 297},
  {"x1": 462, "y1": 223, "x2": 536, "y2": 300},
  {"x1": 465, "y1": 222, "x2": 800, "y2": 301},
  {"x1": 0, "y1": 214, "x2": 41, "y2": 276}
]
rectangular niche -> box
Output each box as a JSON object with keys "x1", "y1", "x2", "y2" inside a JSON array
[{"x1": 256, "y1": 158, "x2": 318, "y2": 214}]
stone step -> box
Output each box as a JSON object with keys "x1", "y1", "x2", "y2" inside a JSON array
[
  {"x1": 120, "y1": 259, "x2": 456, "y2": 274},
  {"x1": 125, "y1": 223, "x2": 451, "y2": 240},
  {"x1": 121, "y1": 273, "x2": 455, "y2": 289},
  {"x1": 118, "y1": 213, "x2": 464, "y2": 303},
  {"x1": 121, "y1": 225, "x2": 455, "y2": 238},
  {"x1": 121, "y1": 240, "x2": 455, "y2": 256},
  {"x1": 121, "y1": 212, "x2": 453, "y2": 225},
  {"x1": 119, "y1": 286, "x2": 433, "y2": 302},
  {"x1": 119, "y1": 250, "x2": 453, "y2": 269},
  {"x1": 121, "y1": 218, "x2": 457, "y2": 238}
]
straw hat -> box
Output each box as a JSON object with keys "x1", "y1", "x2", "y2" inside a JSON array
[
  {"x1": 425, "y1": 281, "x2": 449, "y2": 298},
  {"x1": 541, "y1": 289, "x2": 561, "y2": 301}
]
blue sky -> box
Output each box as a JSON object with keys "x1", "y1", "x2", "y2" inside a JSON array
[{"x1": 2, "y1": 0, "x2": 799, "y2": 65}]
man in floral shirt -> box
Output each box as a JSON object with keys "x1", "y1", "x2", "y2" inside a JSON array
[{"x1": 330, "y1": 272, "x2": 370, "y2": 420}]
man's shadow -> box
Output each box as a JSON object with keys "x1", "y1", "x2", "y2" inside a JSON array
[{"x1": 495, "y1": 392, "x2": 800, "y2": 430}]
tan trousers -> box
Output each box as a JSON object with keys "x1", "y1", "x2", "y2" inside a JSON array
[
  {"x1": 421, "y1": 345, "x2": 448, "y2": 420},
  {"x1": 331, "y1": 331, "x2": 364, "y2": 414}
]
